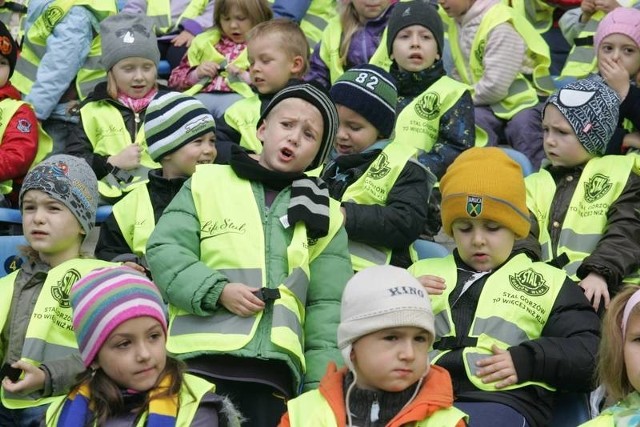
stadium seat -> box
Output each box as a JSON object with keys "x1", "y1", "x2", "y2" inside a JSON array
[
  {"x1": 413, "y1": 239, "x2": 450, "y2": 259},
  {"x1": 158, "y1": 60, "x2": 172, "y2": 78},
  {"x1": 0, "y1": 208, "x2": 26, "y2": 278},
  {"x1": 500, "y1": 147, "x2": 535, "y2": 177},
  {"x1": 96, "y1": 205, "x2": 113, "y2": 224},
  {"x1": 549, "y1": 392, "x2": 591, "y2": 427}
]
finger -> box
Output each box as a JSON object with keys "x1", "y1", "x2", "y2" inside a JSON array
[
  {"x1": 425, "y1": 286, "x2": 444, "y2": 295},
  {"x1": 475, "y1": 355, "x2": 500, "y2": 368},
  {"x1": 603, "y1": 291, "x2": 611, "y2": 309},
  {"x1": 494, "y1": 374, "x2": 518, "y2": 389},
  {"x1": 592, "y1": 292, "x2": 601, "y2": 312}
]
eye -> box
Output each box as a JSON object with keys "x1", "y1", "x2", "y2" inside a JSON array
[
  {"x1": 281, "y1": 121, "x2": 292, "y2": 128},
  {"x1": 22, "y1": 204, "x2": 35, "y2": 212},
  {"x1": 383, "y1": 334, "x2": 398, "y2": 341},
  {"x1": 348, "y1": 124, "x2": 362, "y2": 131},
  {"x1": 116, "y1": 340, "x2": 131, "y2": 349},
  {"x1": 486, "y1": 223, "x2": 502, "y2": 232},
  {"x1": 149, "y1": 332, "x2": 163, "y2": 341},
  {"x1": 414, "y1": 335, "x2": 428, "y2": 343}
]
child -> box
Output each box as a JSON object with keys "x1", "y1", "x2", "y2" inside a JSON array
[
  {"x1": 387, "y1": 0, "x2": 480, "y2": 180},
  {"x1": 168, "y1": 0, "x2": 272, "y2": 118},
  {"x1": 322, "y1": 64, "x2": 432, "y2": 270},
  {"x1": 409, "y1": 147, "x2": 601, "y2": 427},
  {"x1": 215, "y1": 18, "x2": 309, "y2": 159},
  {"x1": 0, "y1": 155, "x2": 114, "y2": 426},
  {"x1": 95, "y1": 92, "x2": 217, "y2": 267},
  {"x1": 305, "y1": 0, "x2": 397, "y2": 88},
  {"x1": 66, "y1": 13, "x2": 164, "y2": 204},
  {"x1": 271, "y1": 0, "x2": 338, "y2": 50},
  {"x1": 44, "y1": 266, "x2": 241, "y2": 426},
  {"x1": 439, "y1": 0, "x2": 555, "y2": 169},
  {"x1": 525, "y1": 77, "x2": 640, "y2": 312},
  {"x1": 280, "y1": 265, "x2": 467, "y2": 427},
  {"x1": 145, "y1": 82, "x2": 353, "y2": 427},
  {"x1": 581, "y1": 285, "x2": 640, "y2": 426}
]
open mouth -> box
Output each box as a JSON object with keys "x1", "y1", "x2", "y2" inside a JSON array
[{"x1": 281, "y1": 147, "x2": 294, "y2": 159}]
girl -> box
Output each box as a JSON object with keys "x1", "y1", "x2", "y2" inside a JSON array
[
  {"x1": 581, "y1": 285, "x2": 640, "y2": 426},
  {"x1": 168, "y1": 0, "x2": 272, "y2": 118},
  {"x1": 45, "y1": 266, "x2": 241, "y2": 426},
  {"x1": 66, "y1": 13, "x2": 164, "y2": 204},
  {"x1": 305, "y1": 0, "x2": 397, "y2": 88}
]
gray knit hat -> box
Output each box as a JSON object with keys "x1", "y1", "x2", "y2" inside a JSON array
[
  {"x1": 20, "y1": 155, "x2": 99, "y2": 236},
  {"x1": 338, "y1": 265, "x2": 435, "y2": 370},
  {"x1": 387, "y1": 0, "x2": 444, "y2": 57},
  {"x1": 544, "y1": 76, "x2": 620, "y2": 156},
  {"x1": 145, "y1": 91, "x2": 216, "y2": 161},
  {"x1": 100, "y1": 13, "x2": 160, "y2": 71}
]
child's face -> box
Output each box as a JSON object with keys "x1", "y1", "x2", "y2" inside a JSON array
[
  {"x1": 248, "y1": 35, "x2": 304, "y2": 95},
  {"x1": 21, "y1": 190, "x2": 84, "y2": 267},
  {"x1": 0, "y1": 55, "x2": 10, "y2": 87},
  {"x1": 335, "y1": 105, "x2": 379, "y2": 156},
  {"x1": 438, "y1": 0, "x2": 474, "y2": 18},
  {"x1": 110, "y1": 57, "x2": 156, "y2": 99},
  {"x1": 392, "y1": 25, "x2": 440, "y2": 72},
  {"x1": 542, "y1": 104, "x2": 594, "y2": 168},
  {"x1": 351, "y1": 0, "x2": 392, "y2": 20},
  {"x1": 220, "y1": 5, "x2": 252, "y2": 44},
  {"x1": 597, "y1": 33, "x2": 640, "y2": 79},
  {"x1": 94, "y1": 316, "x2": 167, "y2": 392},
  {"x1": 451, "y1": 218, "x2": 515, "y2": 272},
  {"x1": 624, "y1": 311, "x2": 640, "y2": 393},
  {"x1": 257, "y1": 98, "x2": 324, "y2": 173},
  {"x1": 351, "y1": 326, "x2": 431, "y2": 392},
  {"x1": 162, "y1": 132, "x2": 217, "y2": 178}
]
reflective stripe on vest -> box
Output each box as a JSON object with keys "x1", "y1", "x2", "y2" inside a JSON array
[
  {"x1": 2, "y1": 259, "x2": 115, "y2": 408},
  {"x1": 185, "y1": 28, "x2": 253, "y2": 98},
  {"x1": 526, "y1": 155, "x2": 639, "y2": 280},
  {"x1": 504, "y1": 0, "x2": 554, "y2": 33},
  {"x1": 559, "y1": 12, "x2": 603, "y2": 80},
  {"x1": 222, "y1": 95, "x2": 263, "y2": 153},
  {"x1": 410, "y1": 253, "x2": 564, "y2": 392},
  {"x1": 267, "y1": 0, "x2": 337, "y2": 49},
  {"x1": 81, "y1": 101, "x2": 158, "y2": 199},
  {"x1": 11, "y1": 0, "x2": 116, "y2": 100},
  {"x1": 146, "y1": 0, "x2": 210, "y2": 35},
  {"x1": 112, "y1": 184, "x2": 155, "y2": 256}
]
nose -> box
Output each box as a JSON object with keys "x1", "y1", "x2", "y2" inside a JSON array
[
  {"x1": 471, "y1": 229, "x2": 485, "y2": 247},
  {"x1": 399, "y1": 340, "x2": 416, "y2": 361},
  {"x1": 136, "y1": 342, "x2": 151, "y2": 362},
  {"x1": 32, "y1": 206, "x2": 46, "y2": 224},
  {"x1": 336, "y1": 125, "x2": 348, "y2": 141},
  {"x1": 287, "y1": 129, "x2": 301, "y2": 146},
  {"x1": 410, "y1": 33, "x2": 420, "y2": 47}
]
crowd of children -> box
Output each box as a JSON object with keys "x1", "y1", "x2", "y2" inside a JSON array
[{"x1": 0, "y1": 0, "x2": 638, "y2": 425}]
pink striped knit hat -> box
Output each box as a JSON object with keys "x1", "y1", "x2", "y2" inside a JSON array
[{"x1": 70, "y1": 266, "x2": 167, "y2": 367}]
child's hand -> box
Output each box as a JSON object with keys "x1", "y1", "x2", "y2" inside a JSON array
[
  {"x1": 417, "y1": 274, "x2": 446, "y2": 295},
  {"x1": 196, "y1": 61, "x2": 220, "y2": 79},
  {"x1": 1, "y1": 361, "x2": 45, "y2": 395},
  {"x1": 623, "y1": 131, "x2": 640, "y2": 149},
  {"x1": 219, "y1": 283, "x2": 265, "y2": 317},
  {"x1": 580, "y1": 0, "x2": 597, "y2": 21},
  {"x1": 171, "y1": 30, "x2": 195, "y2": 48},
  {"x1": 475, "y1": 344, "x2": 518, "y2": 389},
  {"x1": 225, "y1": 64, "x2": 241, "y2": 76},
  {"x1": 579, "y1": 272, "x2": 610, "y2": 311},
  {"x1": 599, "y1": 55, "x2": 631, "y2": 100},
  {"x1": 108, "y1": 144, "x2": 142, "y2": 170},
  {"x1": 594, "y1": 0, "x2": 620, "y2": 13},
  {"x1": 122, "y1": 261, "x2": 147, "y2": 274}
]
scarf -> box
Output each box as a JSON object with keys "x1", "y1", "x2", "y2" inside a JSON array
[
  {"x1": 600, "y1": 391, "x2": 640, "y2": 427},
  {"x1": 117, "y1": 87, "x2": 158, "y2": 113},
  {"x1": 230, "y1": 146, "x2": 330, "y2": 238},
  {"x1": 56, "y1": 374, "x2": 178, "y2": 427},
  {"x1": 391, "y1": 60, "x2": 446, "y2": 113}
]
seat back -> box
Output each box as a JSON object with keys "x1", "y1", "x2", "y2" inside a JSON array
[
  {"x1": 413, "y1": 239, "x2": 450, "y2": 259},
  {"x1": 549, "y1": 392, "x2": 591, "y2": 427},
  {"x1": 0, "y1": 208, "x2": 25, "y2": 278}
]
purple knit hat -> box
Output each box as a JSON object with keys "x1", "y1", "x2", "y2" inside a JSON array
[
  {"x1": 594, "y1": 7, "x2": 640, "y2": 50},
  {"x1": 70, "y1": 266, "x2": 167, "y2": 367}
]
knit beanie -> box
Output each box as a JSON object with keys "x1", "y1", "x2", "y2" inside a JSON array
[
  {"x1": 544, "y1": 76, "x2": 620, "y2": 156},
  {"x1": 0, "y1": 21, "x2": 17, "y2": 77},
  {"x1": 387, "y1": 0, "x2": 444, "y2": 57},
  {"x1": 145, "y1": 91, "x2": 216, "y2": 161},
  {"x1": 100, "y1": 13, "x2": 160, "y2": 71},
  {"x1": 70, "y1": 266, "x2": 168, "y2": 367},
  {"x1": 330, "y1": 64, "x2": 397, "y2": 138},
  {"x1": 258, "y1": 81, "x2": 338, "y2": 170},
  {"x1": 440, "y1": 147, "x2": 530, "y2": 239},
  {"x1": 594, "y1": 7, "x2": 640, "y2": 50},
  {"x1": 20, "y1": 155, "x2": 98, "y2": 236},
  {"x1": 337, "y1": 265, "x2": 435, "y2": 370}
]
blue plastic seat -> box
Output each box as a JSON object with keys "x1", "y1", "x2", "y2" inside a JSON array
[
  {"x1": 96, "y1": 205, "x2": 113, "y2": 224},
  {"x1": 500, "y1": 147, "x2": 535, "y2": 177},
  {"x1": 413, "y1": 240, "x2": 450, "y2": 259},
  {"x1": 157, "y1": 60, "x2": 172, "y2": 78},
  {"x1": 549, "y1": 392, "x2": 591, "y2": 427},
  {"x1": 0, "y1": 208, "x2": 26, "y2": 278}
]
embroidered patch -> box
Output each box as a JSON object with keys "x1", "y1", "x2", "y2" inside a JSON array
[
  {"x1": 415, "y1": 92, "x2": 440, "y2": 120},
  {"x1": 509, "y1": 268, "x2": 549, "y2": 296},
  {"x1": 584, "y1": 173, "x2": 612, "y2": 203},
  {"x1": 466, "y1": 195, "x2": 482, "y2": 217},
  {"x1": 16, "y1": 119, "x2": 32, "y2": 133},
  {"x1": 368, "y1": 152, "x2": 391, "y2": 180},
  {"x1": 51, "y1": 269, "x2": 81, "y2": 308},
  {"x1": 0, "y1": 36, "x2": 12, "y2": 56},
  {"x1": 43, "y1": 6, "x2": 64, "y2": 31}
]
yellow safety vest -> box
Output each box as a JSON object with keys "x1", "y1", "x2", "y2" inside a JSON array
[
  {"x1": 185, "y1": 28, "x2": 252, "y2": 98},
  {"x1": 267, "y1": 0, "x2": 337, "y2": 50},
  {"x1": 45, "y1": 373, "x2": 215, "y2": 425},
  {"x1": 286, "y1": 388, "x2": 467, "y2": 427},
  {"x1": 222, "y1": 95, "x2": 263, "y2": 153},
  {"x1": 409, "y1": 253, "x2": 564, "y2": 392},
  {"x1": 0, "y1": 258, "x2": 114, "y2": 408},
  {"x1": 504, "y1": 0, "x2": 555, "y2": 33},
  {"x1": 339, "y1": 142, "x2": 422, "y2": 271},
  {"x1": 0, "y1": 99, "x2": 52, "y2": 194},
  {"x1": 11, "y1": 0, "x2": 116, "y2": 100},
  {"x1": 112, "y1": 184, "x2": 155, "y2": 257},
  {"x1": 579, "y1": 415, "x2": 614, "y2": 427},
  {"x1": 146, "y1": 0, "x2": 210, "y2": 35},
  {"x1": 448, "y1": 3, "x2": 554, "y2": 119},
  {"x1": 80, "y1": 100, "x2": 159, "y2": 200},
  {"x1": 526, "y1": 155, "x2": 640, "y2": 282},
  {"x1": 166, "y1": 165, "x2": 343, "y2": 382}
]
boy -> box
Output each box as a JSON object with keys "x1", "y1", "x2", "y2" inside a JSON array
[
  {"x1": 214, "y1": 18, "x2": 309, "y2": 162},
  {"x1": 322, "y1": 64, "x2": 433, "y2": 270},
  {"x1": 95, "y1": 92, "x2": 216, "y2": 266},
  {"x1": 409, "y1": 147, "x2": 601, "y2": 427},
  {"x1": 525, "y1": 77, "x2": 640, "y2": 312},
  {"x1": 280, "y1": 265, "x2": 467, "y2": 426},
  {"x1": 146, "y1": 82, "x2": 353, "y2": 427},
  {"x1": 0, "y1": 155, "x2": 114, "y2": 426}
]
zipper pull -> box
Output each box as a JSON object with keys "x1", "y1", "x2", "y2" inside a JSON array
[
  {"x1": 370, "y1": 396, "x2": 379, "y2": 423},
  {"x1": 134, "y1": 111, "x2": 140, "y2": 124}
]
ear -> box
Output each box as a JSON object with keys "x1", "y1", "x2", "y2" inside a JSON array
[
  {"x1": 257, "y1": 120, "x2": 267, "y2": 142},
  {"x1": 290, "y1": 55, "x2": 305, "y2": 75}
]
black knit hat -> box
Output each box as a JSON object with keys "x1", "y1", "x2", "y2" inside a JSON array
[
  {"x1": 0, "y1": 21, "x2": 17, "y2": 77},
  {"x1": 387, "y1": 0, "x2": 444, "y2": 57},
  {"x1": 258, "y1": 80, "x2": 338, "y2": 171}
]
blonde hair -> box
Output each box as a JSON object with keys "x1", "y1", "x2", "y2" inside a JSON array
[
  {"x1": 598, "y1": 285, "x2": 640, "y2": 401},
  {"x1": 214, "y1": 0, "x2": 272, "y2": 31},
  {"x1": 247, "y1": 19, "x2": 310, "y2": 76},
  {"x1": 338, "y1": 2, "x2": 362, "y2": 67}
]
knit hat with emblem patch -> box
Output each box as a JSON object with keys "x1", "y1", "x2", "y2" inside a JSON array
[
  {"x1": 440, "y1": 147, "x2": 530, "y2": 239},
  {"x1": 387, "y1": 0, "x2": 444, "y2": 57},
  {"x1": 594, "y1": 7, "x2": 640, "y2": 51},
  {"x1": 100, "y1": 13, "x2": 160, "y2": 71},
  {"x1": 145, "y1": 91, "x2": 216, "y2": 161},
  {"x1": 544, "y1": 76, "x2": 620, "y2": 156},
  {"x1": 0, "y1": 21, "x2": 17, "y2": 77}
]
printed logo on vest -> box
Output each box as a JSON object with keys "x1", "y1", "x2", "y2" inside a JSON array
[
  {"x1": 475, "y1": 39, "x2": 486, "y2": 65},
  {"x1": 51, "y1": 268, "x2": 81, "y2": 308},
  {"x1": 43, "y1": 6, "x2": 64, "y2": 31},
  {"x1": 368, "y1": 152, "x2": 390, "y2": 180},
  {"x1": 509, "y1": 268, "x2": 549, "y2": 296},
  {"x1": 466, "y1": 195, "x2": 482, "y2": 217},
  {"x1": 200, "y1": 218, "x2": 247, "y2": 240},
  {"x1": 414, "y1": 92, "x2": 441, "y2": 120},
  {"x1": 584, "y1": 173, "x2": 612, "y2": 203}
]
